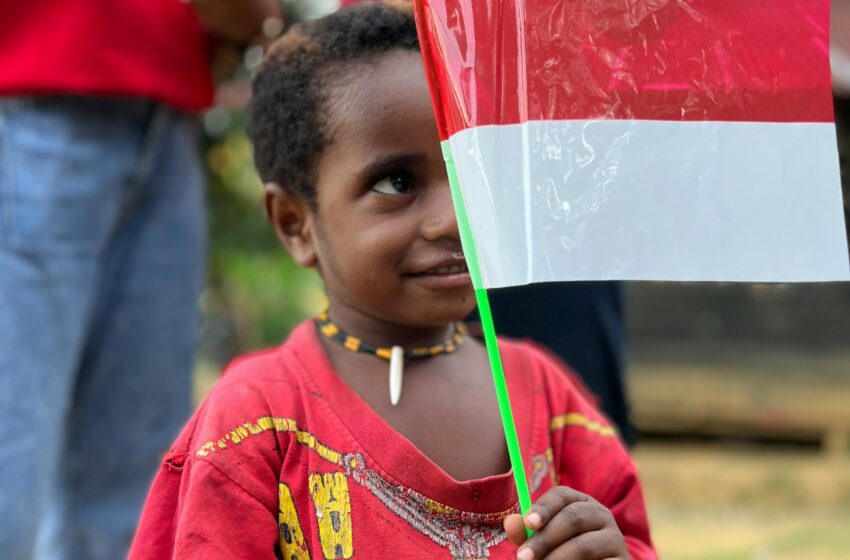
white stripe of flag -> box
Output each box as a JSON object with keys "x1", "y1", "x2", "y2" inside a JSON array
[{"x1": 447, "y1": 120, "x2": 847, "y2": 287}]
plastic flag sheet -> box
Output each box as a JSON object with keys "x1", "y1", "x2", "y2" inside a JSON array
[{"x1": 414, "y1": 0, "x2": 850, "y2": 288}]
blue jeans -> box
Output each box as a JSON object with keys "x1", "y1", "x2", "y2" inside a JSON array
[{"x1": 0, "y1": 97, "x2": 206, "y2": 559}]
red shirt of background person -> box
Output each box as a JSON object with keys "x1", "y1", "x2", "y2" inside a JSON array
[{"x1": 0, "y1": 0, "x2": 281, "y2": 111}]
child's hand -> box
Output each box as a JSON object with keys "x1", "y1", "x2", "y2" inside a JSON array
[{"x1": 504, "y1": 486, "x2": 630, "y2": 560}]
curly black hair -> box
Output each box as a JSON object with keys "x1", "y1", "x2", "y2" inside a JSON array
[{"x1": 248, "y1": 1, "x2": 420, "y2": 208}]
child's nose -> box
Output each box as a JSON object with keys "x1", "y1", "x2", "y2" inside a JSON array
[{"x1": 420, "y1": 180, "x2": 460, "y2": 241}]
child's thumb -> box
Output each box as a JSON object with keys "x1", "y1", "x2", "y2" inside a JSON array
[{"x1": 503, "y1": 513, "x2": 528, "y2": 546}]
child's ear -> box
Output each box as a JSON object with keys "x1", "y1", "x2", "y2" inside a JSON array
[{"x1": 264, "y1": 182, "x2": 318, "y2": 268}]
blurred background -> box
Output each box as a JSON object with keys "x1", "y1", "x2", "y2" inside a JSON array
[{"x1": 197, "y1": 1, "x2": 850, "y2": 558}]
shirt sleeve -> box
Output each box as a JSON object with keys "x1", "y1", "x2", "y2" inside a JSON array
[
  {"x1": 596, "y1": 457, "x2": 658, "y2": 560},
  {"x1": 550, "y1": 418, "x2": 657, "y2": 559},
  {"x1": 129, "y1": 355, "x2": 288, "y2": 559},
  {"x1": 130, "y1": 453, "x2": 280, "y2": 559},
  {"x1": 532, "y1": 345, "x2": 657, "y2": 559}
]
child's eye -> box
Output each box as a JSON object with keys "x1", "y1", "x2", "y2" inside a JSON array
[{"x1": 371, "y1": 172, "x2": 414, "y2": 196}]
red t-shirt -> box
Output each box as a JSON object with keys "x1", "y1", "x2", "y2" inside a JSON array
[
  {"x1": 0, "y1": 0, "x2": 213, "y2": 112},
  {"x1": 130, "y1": 321, "x2": 656, "y2": 559}
]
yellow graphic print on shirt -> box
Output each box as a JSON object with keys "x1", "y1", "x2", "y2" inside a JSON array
[
  {"x1": 203, "y1": 413, "x2": 608, "y2": 559},
  {"x1": 309, "y1": 473, "x2": 354, "y2": 559},
  {"x1": 279, "y1": 483, "x2": 311, "y2": 560}
]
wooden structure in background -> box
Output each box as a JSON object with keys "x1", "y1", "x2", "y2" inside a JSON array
[{"x1": 627, "y1": 283, "x2": 850, "y2": 454}]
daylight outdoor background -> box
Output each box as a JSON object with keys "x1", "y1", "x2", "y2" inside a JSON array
[{"x1": 195, "y1": 1, "x2": 850, "y2": 558}]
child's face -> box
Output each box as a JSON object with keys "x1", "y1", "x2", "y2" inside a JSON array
[{"x1": 278, "y1": 49, "x2": 474, "y2": 329}]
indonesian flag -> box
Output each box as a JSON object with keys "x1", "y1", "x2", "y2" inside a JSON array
[{"x1": 414, "y1": 0, "x2": 850, "y2": 288}]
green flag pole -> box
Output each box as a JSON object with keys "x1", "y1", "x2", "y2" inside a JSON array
[{"x1": 441, "y1": 142, "x2": 533, "y2": 522}]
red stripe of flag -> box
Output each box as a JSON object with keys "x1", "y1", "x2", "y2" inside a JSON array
[{"x1": 415, "y1": 0, "x2": 834, "y2": 140}]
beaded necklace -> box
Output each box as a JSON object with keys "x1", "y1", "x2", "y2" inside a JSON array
[{"x1": 315, "y1": 310, "x2": 466, "y2": 405}]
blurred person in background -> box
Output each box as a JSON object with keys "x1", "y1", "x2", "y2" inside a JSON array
[
  {"x1": 486, "y1": 283, "x2": 635, "y2": 445},
  {"x1": 0, "y1": 1, "x2": 282, "y2": 559}
]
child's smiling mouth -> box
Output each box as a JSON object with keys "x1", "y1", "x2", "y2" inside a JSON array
[
  {"x1": 404, "y1": 254, "x2": 472, "y2": 290},
  {"x1": 430, "y1": 264, "x2": 468, "y2": 275}
]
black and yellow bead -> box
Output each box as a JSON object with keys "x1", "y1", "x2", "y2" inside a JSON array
[{"x1": 315, "y1": 310, "x2": 466, "y2": 361}]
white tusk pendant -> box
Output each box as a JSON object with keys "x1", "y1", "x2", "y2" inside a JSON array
[{"x1": 389, "y1": 345, "x2": 404, "y2": 406}]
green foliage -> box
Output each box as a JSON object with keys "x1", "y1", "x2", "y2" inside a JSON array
[{"x1": 202, "y1": 115, "x2": 324, "y2": 364}]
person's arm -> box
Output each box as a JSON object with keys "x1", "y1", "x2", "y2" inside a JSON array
[
  {"x1": 129, "y1": 357, "x2": 288, "y2": 559},
  {"x1": 188, "y1": 0, "x2": 285, "y2": 47},
  {"x1": 603, "y1": 464, "x2": 657, "y2": 560},
  {"x1": 130, "y1": 453, "x2": 280, "y2": 559},
  {"x1": 510, "y1": 347, "x2": 656, "y2": 559}
]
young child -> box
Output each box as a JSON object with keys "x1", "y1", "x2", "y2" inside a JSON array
[{"x1": 130, "y1": 3, "x2": 656, "y2": 559}]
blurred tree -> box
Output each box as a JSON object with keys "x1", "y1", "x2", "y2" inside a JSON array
[
  {"x1": 201, "y1": 113, "x2": 324, "y2": 364},
  {"x1": 197, "y1": 0, "x2": 338, "y2": 368}
]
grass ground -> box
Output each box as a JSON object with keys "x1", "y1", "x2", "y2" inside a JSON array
[{"x1": 634, "y1": 442, "x2": 850, "y2": 560}]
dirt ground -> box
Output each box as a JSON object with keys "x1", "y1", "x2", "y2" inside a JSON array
[
  {"x1": 634, "y1": 441, "x2": 850, "y2": 560},
  {"x1": 627, "y1": 334, "x2": 850, "y2": 558}
]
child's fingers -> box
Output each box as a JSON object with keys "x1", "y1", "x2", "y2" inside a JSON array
[
  {"x1": 537, "y1": 528, "x2": 626, "y2": 560},
  {"x1": 515, "y1": 501, "x2": 610, "y2": 560},
  {"x1": 524, "y1": 486, "x2": 591, "y2": 530},
  {"x1": 504, "y1": 513, "x2": 528, "y2": 546}
]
